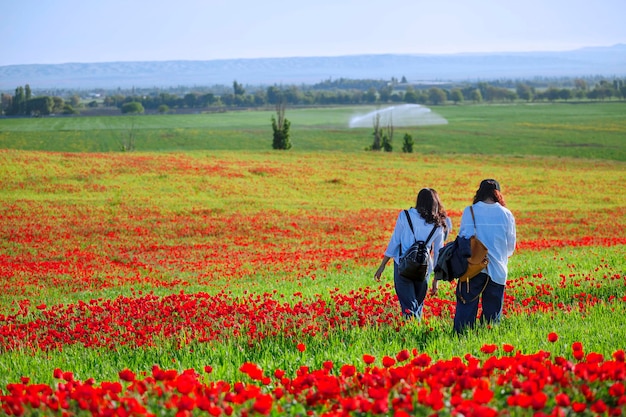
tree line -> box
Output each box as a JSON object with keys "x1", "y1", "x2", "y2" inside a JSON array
[{"x1": 2, "y1": 77, "x2": 625, "y2": 117}]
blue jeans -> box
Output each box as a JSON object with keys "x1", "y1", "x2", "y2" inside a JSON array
[
  {"x1": 453, "y1": 273, "x2": 505, "y2": 334},
  {"x1": 393, "y1": 262, "x2": 428, "y2": 319}
]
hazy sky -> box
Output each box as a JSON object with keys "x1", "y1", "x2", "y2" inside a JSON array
[{"x1": 2, "y1": 0, "x2": 625, "y2": 66}]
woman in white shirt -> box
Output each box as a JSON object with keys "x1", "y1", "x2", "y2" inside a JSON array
[
  {"x1": 454, "y1": 179, "x2": 516, "y2": 333},
  {"x1": 374, "y1": 188, "x2": 447, "y2": 319}
]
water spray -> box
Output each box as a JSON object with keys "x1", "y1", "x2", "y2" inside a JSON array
[{"x1": 348, "y1": 104, "x2": 448, "y2": 128}]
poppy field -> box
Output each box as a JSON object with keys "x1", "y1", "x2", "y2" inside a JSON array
[{"x1": 1, "y1": 112, "x2": 626, "y2": 415}]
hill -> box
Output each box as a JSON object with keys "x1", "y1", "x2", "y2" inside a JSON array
[{"x1": 0, "y1": 44, "x2": 625, "y2": 90}]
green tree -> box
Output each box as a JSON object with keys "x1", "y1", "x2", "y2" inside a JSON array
[
  {"x1": 428, "y1": 88, "x2": 446, "y2": 105},
  {"x1": 516, "y1": 83, "x2": 534, "y2": 101},
  {"x1": 25, "y1": 96, "x2": 53, "y2": 116},
  {"x1": 402, "y1": 133, "x2": 414, "y2": 153},
  {"x1": 233, "y1": 80, "x2": 245, "y2": 96},
  {"x1": 559, "y1": 88, "x2": 572, "y2": 101},
  {"x1": 370, "y1": 113, "x2": 383, "y2": 151},
  {"x1": 10, "y1": 86, "x2": 26, "y2": 115},
  {"x1": 369, "y1": 113, "x2": 393, "y2": 151},
  {"x1": 183, "y1": 93, "x2": 198, "y2": 108},
  {"x1": 382, "y1": 116, "x2": 393, "y2": 152},
  {"x1": 62, "y1": 104, "x2": 78, "y2": 115},
  {"x1": 199, "y1": 93, "x2": 218, "y2": 107},
  {"x1": 266, "y1": 86, "x2": 282, "y2": 105},
  {"x1": 254, "y1": 90, "x2": 267, "y2": 106},
  {"x1": 1, "y1": 93, "x2": 12, "y2": 115},
  {"x1": 378, "y1": 85, "x2": 393, "y2": 103},
  {"x1": 70, "y1": 95, "x2": 81, "y2": 107},
  {"x1": 470, "y1": 89, "x2": 483, "y2": 103},
  {"x1": 121, "y1": 101, "x2": 144, "y2": 114},
  {"x1": 52, "y1": 97, "x2": 64, "y2": 113},
  {"x1": 544, "y1": 87, "x2": 561, "y2": 102},
  {"x1": 158, "y1": 104, "x2": 170, "y2": 114},
  {"x1": 271, "y1": 100, "x2": 291, "y2": 150},
  {"x1": 364, "y1": 87, "x2": 377, "y2": 103},
  {"x1": 574, "y1": 78, "x2": 588, "y2": 91},
  {"x1": 450, "y1": 89, "x2": 463, "y2": 104},
  {"x1": 120, "y1": 116, "x2": 137, "y2": 152},
  {"x1": 404, "y1": 86, "x2": 418, "y2": 104}
]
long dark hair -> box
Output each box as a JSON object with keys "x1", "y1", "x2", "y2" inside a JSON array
[
  {"x1": 415, "y1": 188, "x2": 444, "y2": 226},
  {"x1": 473, "y1": 179, "x2": 506, "y2": 207},
  {"x1": 429, "y1": 188, "x2": 449, "y2": 231}
]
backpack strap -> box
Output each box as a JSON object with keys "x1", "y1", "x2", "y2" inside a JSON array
[
  {"x1": 403, "y1": 210, "x2": 416, "y2": 241},
  {"x1": 404, "y1": 210, "x2": 438, "y2": 244},
  {"x1": 424, "y1": 223, "x2": 438, "y2": 246},
  {"x1": 470, "y1": 205, "x2": 478, "y2": 236}
]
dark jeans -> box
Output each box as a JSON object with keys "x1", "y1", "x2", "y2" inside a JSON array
[
  {"x1": 453, "y1": 272, "x2": 505, "y2": 334},
  {"x1": 393, "y1": 262, "x2": 428, "y2": 319}
]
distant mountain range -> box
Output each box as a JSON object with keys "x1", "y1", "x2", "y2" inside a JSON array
[{"x1": 1, "y1": 44, "x2": 625, "y2": 91}]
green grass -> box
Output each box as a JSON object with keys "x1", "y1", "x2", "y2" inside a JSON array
[
  {"x1": 1, "y1": 102, "x2": 625, "y2": 160},
  {"x1": 1, "y1": 245, "x2": 624, "y2": 387},
  {"x1": 2, "y1": 291, "x2": 624, "y2": 388},
  {"x1": 0, "y1": 101, "x2": 625, "y2": 410}
]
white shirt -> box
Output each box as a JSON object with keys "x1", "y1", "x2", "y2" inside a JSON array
[
  {"x1": 459, "y1": 202, "x2": 516, "y2": 285},
  {"x1": 384, "y1": 208, "x2": 445, "y2": 278}
]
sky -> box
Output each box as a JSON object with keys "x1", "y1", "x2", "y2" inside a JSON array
[{"x1": 2, "y1": 0, "x2": 625, "y2": 66}]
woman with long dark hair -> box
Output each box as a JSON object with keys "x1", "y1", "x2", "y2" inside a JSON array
[
  {"x1": 374, "y1": 188, "x2": 447, "y2": 319},
  {"x1": 453, "y1": 179, "x2": 516, "y2": 333}
]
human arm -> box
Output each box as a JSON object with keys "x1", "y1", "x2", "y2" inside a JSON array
[
  {"x1": 506, "y1": 212, "x2": 517, "y2": 257},
  {"x1": 458, "y1": 206, "x2": 472, "y2": 238},
  {"x1": 375, "y1": 211, "x2": 406, "y2": 281},
  {"x1": 430, "y1": 278, "x2": 439, "y2": 296},
  {"x1": 374, "y1": 256, "x2": 391, "y2": 281},
  {"x1": 429, "y1": 227, "x2": 444, "y2": 295}
]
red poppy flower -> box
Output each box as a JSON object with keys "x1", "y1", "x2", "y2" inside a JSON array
[
  {"x1": 252, "y1": 393, "x2": 273, "y2": 415},
  {"x1": 548, "y1": 332, "x2": 558, "y2": 343},
  {"x1": 473, "y1": 388, "x2": 494, "y2": 404},
  {"x1": 531, "y1": 391, "x2": 547, "y2": 410},
  {"x1": 480, "y1": 344, "x2": 497, "y2": 354},
  {"x1": 119, "y1": 369, "x2": 136, "y2": 382},
  {"x1": 362, "y1": 354, "x2": 376, "y2": 365},
  {"x1": 555, "y1": 393, "x2": 570, "y2": 407},
  {"x1": 296, "y1": 343, "x2": 306, "y2": 352},
  {"x1": 609, "y1": 382, "x2": 625, "y2": 397},
  {"x1": 176, "y1": 374, "x2": 195, "y2": 395},
  {"x1": 340, "y1": 364, "x2": 356, "y2": 377},
  {"x1": 590, "y1": 399, "x2": 607, "y2": 414},
  {"x1": 395, "y1": 349, "x2": 410, "y2": 362},
  {"x1": 382, "y1": 356, "x2": 396, "y2": 368}
]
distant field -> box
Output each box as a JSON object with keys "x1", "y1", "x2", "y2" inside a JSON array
[{"x1": 0, "y1": 102, "x2": 625, "y2": 160}]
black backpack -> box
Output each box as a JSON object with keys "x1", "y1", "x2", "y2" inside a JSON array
[{"x1": 398, "y1": 210, "x2": 437, "y2": 282}]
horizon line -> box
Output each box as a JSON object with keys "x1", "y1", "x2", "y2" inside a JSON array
[{"x1": 2, "y1": 43, "x2": 624, "y2": 68}]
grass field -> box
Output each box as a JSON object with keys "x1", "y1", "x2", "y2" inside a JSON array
[
  {"x1": 0, "y1": 102, "x2": 625, "y2": 415},
  {"x1": 1, "y1": 102, "x2": 625, "y2": 160}
]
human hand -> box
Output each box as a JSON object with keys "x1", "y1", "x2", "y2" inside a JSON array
[
  {"x1": 429, "y1": 279, "x2": 439, "y2": 296},
  {"x1": 374, "y1": 265, "x2": 384, "y2": 282}
]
